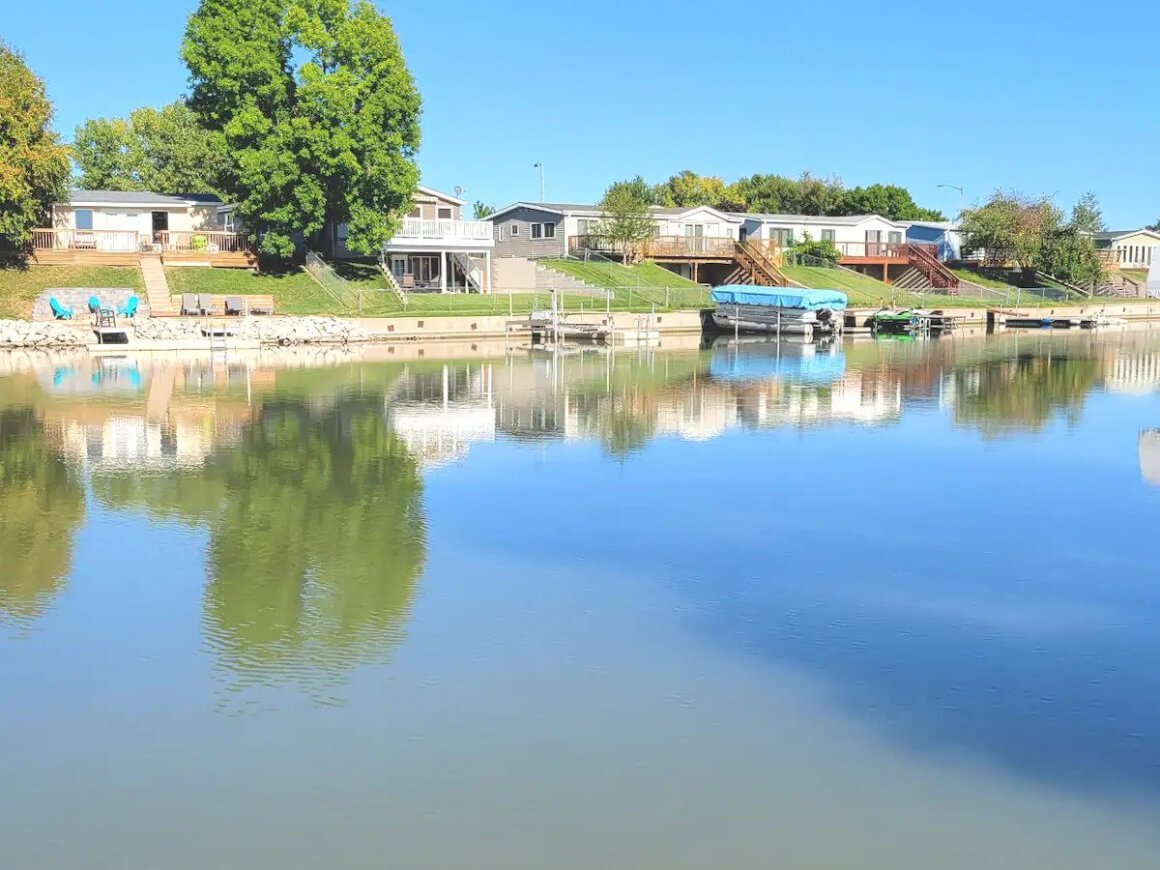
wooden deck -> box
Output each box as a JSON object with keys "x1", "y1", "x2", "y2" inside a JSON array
[{"x1": 29, "y1": 228, "x2": 256, "y2": 268}]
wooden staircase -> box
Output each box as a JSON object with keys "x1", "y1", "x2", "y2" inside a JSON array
[
  {"x1": 140, "y1": 255, "x2": 176, "y2": 316},
  {"x1": 734, "y1": 241, "x2": 790, "y2": 287},
  {"x1": 906, "y1": 244, "x2": 960, "y2": 294}
]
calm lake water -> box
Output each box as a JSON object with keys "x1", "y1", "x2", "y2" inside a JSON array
[{"x1": 2, "y1": 330, "x2": 1159, "y2": 869}]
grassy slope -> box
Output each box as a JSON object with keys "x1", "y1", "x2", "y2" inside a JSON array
[
  {"x1": 0, "y1": 265, "x2": 144, "y2": 319},
  {"x1": 542, "y1": 259, "x2": 709, "y2": 308},
  {"x1": 950, "y1": 267, "x2": 1019, "y2": 291},
  {"x1": 1123, "y1": 270, "x2": 1149, "y2": 286}
]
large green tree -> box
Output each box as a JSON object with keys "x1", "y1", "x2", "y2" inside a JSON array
[
  {"x1": 1070, "y1": 191, "x2": 1105, "y2": 235},
  {"x1": 182, "y1": 0, "x2": 422, "y2": 258},
  {"x1": 0, "y1": 40, "x2": 69, "y2": 248},
  {"x1": 72, "y1": 101, "x2": 230, "y2": 196},
  {"x1": 960, "y1": 192, "x2": 1062, "y2": 278}
]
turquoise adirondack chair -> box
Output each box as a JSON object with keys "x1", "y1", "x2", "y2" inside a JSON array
[
  {"x1": 88, "y1": 295, "x2": 101, "y2": 314},
  {"x1": 117, "y1": 295, "x2": 139, "y2": 318},
  {"x1": 49, "y1": 298, "x2": 74, "y2": 320}
]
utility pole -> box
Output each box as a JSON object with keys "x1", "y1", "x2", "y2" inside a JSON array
[{"x1": 534, "y1": 163, "x2": 545, "y2": 202}]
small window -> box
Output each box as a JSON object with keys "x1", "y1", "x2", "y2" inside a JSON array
[
  {"x1": 75, "y1": 209, "x2": 94, "y2": 231},
  {"x1": 437, "y1": 206, "x2": 453, "y2": 220},
  {"x1": 543, "y1": 223, "x2": 556, "y2": 239},
  {"x1": 821, "y1": 229, "x2": 836, "y2": 242},
  {"x1": 531, "y1": 223, "x2": 543, "y2": 240},
  {"x1": 510, "y1": 223, "x2": 520, "y2": 236},
  {"x1": 408, "y1": 206, "x2": 422, "y2": 218},
  {"x1": 888, "y1": 231, "x2": 903, "y2": 244}
]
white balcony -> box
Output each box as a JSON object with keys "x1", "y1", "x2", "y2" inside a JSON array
[{"x1": 386, "y1": 218, "x2": 494, "y2": 250}]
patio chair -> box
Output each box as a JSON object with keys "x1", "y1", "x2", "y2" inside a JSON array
[
  {"x1": 197, "y1": 294, "x2": 214, "y2": 316},
  {"x1": 402, "y1": 274, "x2": 416, "y2": 289},
  {"x1": 88, "y1": 295, "x2": 101, "y2": 315},
  {"x1": 224, "y1": 296, "x2": 244, "y2": 316},
  {"x1": 181, "y1": 294, "x2": 199, "y2": 316},
  {"x1": 49, "y1": 298, "x2": 74, "y2": 320},
  {"x1": 117, "y1": 295, "x2": 139, "y2": 318}
]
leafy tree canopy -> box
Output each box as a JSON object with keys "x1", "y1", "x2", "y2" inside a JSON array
[
  {"x1": 1070, "y1": 191, "x2": 1105, "y2": 235},
  {"x1": 182, "y1": 0, "x2": 422, "y2": 258},
  {"x1": 634, "y1": 170, "x2": 943, "y2": 221},
  {"x1": 0, "y1": 40, "x2": 70, "y2": 247},
  {"x1": 594, "y1": 178, "x2": 656, "y2": 263},
  {"x1": 72, "y1": 101, "x2": 230, "y2": 197},
  {"x1": 472, "y1": 201, "x2": 494, "y2": 219},
  {"x1": 962, "y1": 190, "x2": 1105, "y2": 287}
]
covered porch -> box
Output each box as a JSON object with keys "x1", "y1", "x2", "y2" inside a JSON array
[{"x1": 381, "y1": 249, "x2": 493, "y2": 294}]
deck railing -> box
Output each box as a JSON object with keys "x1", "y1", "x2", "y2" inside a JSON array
[
  {"x1": 393, "y1": 218, "x2": 493, "y2": 242},
  {"x1": 32, "y1": 228, "x2": 144, "y2": 253},
  {"x1": 32, "y1": 228, "x2": 252, "y2": 255},
  {"x1": 156, "y1": 230, "x2": 250, "y2": 254},
  {"x1": 834, "y1": 241, "x2": 911, "y2": 258},
  {"x1": 569, "y1": 235, "x2": 738, "y2": 258}
]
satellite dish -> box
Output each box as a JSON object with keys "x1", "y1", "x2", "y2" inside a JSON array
[{"x1": 454, "y1": 186, "x2": 465, "y2": 197}]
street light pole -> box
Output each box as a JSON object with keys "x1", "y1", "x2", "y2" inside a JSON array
[
  {"x1": 534, "y1": 163, "x2": 545, "y2": 202},
  {"x1": 937, "y1": 184, "x2": 964, "y2": 217}
]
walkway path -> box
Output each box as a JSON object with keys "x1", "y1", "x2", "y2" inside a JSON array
[{"x1": 140, "y1": 256, "x2": 176, "y2": 316}]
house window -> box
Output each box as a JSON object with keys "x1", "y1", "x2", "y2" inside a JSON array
[
  {"x1": 75, "y1": 209, "x2": 94, "y2": 231},
  {"x1": 510, "y1": 223, "x2": 520, "y2": 236},
  {"x1": 408, "y1": 206, "x2": 422, "y2": 218},
  {"x1": 821, "y1": 229, "x2": 836, "y2": 242},
  {"x1": 531, "y1": 223, "x2": 543, "y2": 239},
  {"x1": 888, "y1": 231, "x2": 903, "y2": 244},
  {"x1": 437, "y1": 207, "x2": 453, "y2": 220},
  {"x1": 770, "y1": 228, "x2": 794, "y2": 246},
  {"x1": 543, "y1": 222, "x2": 556, "y2": 238}
]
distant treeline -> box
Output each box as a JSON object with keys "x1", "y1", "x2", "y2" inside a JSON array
[{"x1": 616, "y1": 170, "x2": 945, "y2": 222}]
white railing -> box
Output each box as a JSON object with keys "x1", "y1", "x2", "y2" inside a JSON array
[{"x1": 394, "y1": 218, "x2": 493, "y2": 242}]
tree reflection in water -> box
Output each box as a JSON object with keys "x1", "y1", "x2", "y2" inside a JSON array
[
  {"x1": 0, "y1": 409, "x2": 84, "y2": 628},
  {"x1": 93, "y1": 394, "x2": 427, "y2": 703},
  {"x1": 953, "y1": 353, "x2": 1100, "y2": 436}
]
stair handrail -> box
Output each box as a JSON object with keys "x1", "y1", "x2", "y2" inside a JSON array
[
  {"x1": 736, "y1": 240, "x2": 789, "y2": 287},
  {"x1": 906, "y1": 242, "x2": 960, "y2": 293}
]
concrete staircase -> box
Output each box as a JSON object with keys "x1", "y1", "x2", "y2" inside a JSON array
[
  {"x1": 534, "y1": 264, "x2": 606, "y2": 296},
  {"x1": 140, "y1": 255, "x2": 176, "y2": 315}
]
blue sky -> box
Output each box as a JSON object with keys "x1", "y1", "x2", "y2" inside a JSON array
[{"x1": 5, "y1": 0, "x2": 1159, "y2": 226}]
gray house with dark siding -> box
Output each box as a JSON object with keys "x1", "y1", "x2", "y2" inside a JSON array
[{"x1": 489, "y1": 203, "x2": 569, "y2": 258}]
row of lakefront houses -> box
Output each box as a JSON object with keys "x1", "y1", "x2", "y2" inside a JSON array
[{"x1": 35, "y1": 186, "x2": 1160, "y2": 294}]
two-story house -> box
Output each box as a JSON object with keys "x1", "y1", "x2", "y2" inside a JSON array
[{"x1": 336, "y1": 185, "x2": 495, "y2": 293}]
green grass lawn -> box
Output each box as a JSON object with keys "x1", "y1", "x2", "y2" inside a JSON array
[
  {"x1": 1123, "y1": 270, "x2": 1149, "y2": 286},
  {"x1": 542, "y1": 259, "x2": 709, "y2": 309},
  {"x1": 165, "y1": 267, "x2": 352, "y2": 316},
  {"x1": 0, "y1": 265, "x2": 144, "y2": 319},
  {"x1": 950, "y1": 267, "x2": 1020, "y2": 292}
]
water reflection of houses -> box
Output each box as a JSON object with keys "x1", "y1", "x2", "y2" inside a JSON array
[
  {"x1": 44, "y1": 356, "x2": 262, "y2": 471},
  {"x1": 387, "y1": 363, "x2": 496, "y2": 467},
  {"x1": 1102, "y1": 347, "x2": 1160, "y2": 394}
]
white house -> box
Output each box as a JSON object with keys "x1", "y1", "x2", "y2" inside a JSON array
[
  {"x1": 47, "y1": 190, "x2": 238, "y2": 254},
  {"x1": 1092, "y1": 229, "x2": 1160, "y2": 269},
  {"x1": 336, "y1": 185, "x2": 495, "y2": 293},
  {"x1": 734, "y1": 213, "x2": 912, "y2": 255}
]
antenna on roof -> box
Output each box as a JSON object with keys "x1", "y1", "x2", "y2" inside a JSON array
[{"x1": 454, "y1": 186, "x2": 465, "y2": 198}]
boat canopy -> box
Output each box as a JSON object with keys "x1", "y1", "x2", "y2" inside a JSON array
[
  {"x1": 709, "y1": 347, "x2": 847, "y2": 384},
  {"x1": 710, "y1": 286, "x2": 848, "y2": 311}
]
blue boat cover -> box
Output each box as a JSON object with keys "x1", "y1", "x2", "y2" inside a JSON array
[
  {"x1": 710, "y1": 348, "x2": 847, "y2": 384},
  {"x1": 710, "y1": 285, "x2": 848, "y2": 311}
]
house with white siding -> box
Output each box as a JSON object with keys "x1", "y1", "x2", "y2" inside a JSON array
[
  {"x1": 1092, "y1": 229, "x2": 1160, "y2": 270},
  {"x1": 336, "y1": 185, "x2": 494, "y2": 293}
]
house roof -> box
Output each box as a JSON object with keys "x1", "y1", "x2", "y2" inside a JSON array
[
  {"x1": 1092, "y1": 229, "x2": 1160, "y2": 242},
  {"x1": 906, "y1": 220, "x2": 961, "y2": 231},
  {"x1": 487, "y1": 201, "x2": 742, "y2": 222},
  {"x1": 416, "y1": 184, "x2": 466, "y2": 206},
  {"x1": 730, "y1": 212, "x2": 911, "y2": 228},
  {"x1": 66, "y1": 190, "x2": 223, "y2": 208}
]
